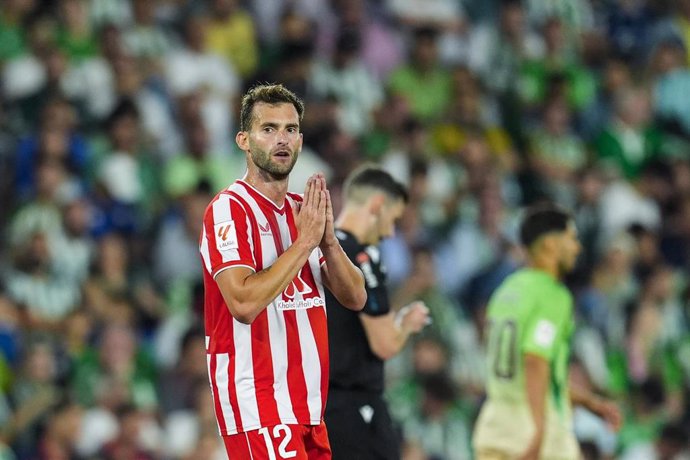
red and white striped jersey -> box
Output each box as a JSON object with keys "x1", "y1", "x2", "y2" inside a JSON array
[{"x1": 199, "y1": 179, "x2": 329, "y2": 435}]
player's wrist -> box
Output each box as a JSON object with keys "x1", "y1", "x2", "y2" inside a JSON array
[{"x1": 319, "y1": 237, "x2": 340, "y2": 252}]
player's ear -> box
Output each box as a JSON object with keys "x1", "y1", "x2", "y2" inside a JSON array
[
  {"x1": 541, "y1": 234, "x2": 559, "y2": 255},
  {"x1": 368, "y1": 193, "x2": 386, "y2": 215},
  {"x1": 236, "y1": 131, "x2": 249, "y2": 151}
]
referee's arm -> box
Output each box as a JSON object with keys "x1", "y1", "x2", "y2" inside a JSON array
[{"x1": 360, "y1": 302, "x2": 429, "y2": 360}]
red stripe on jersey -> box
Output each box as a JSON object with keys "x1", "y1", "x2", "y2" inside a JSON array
[
  {"x1": 308, "y1": 306, "x2": 329, "y2": 412},
  {"x1": 284, "y1": 309, "x2": 312, "y2": 421}
]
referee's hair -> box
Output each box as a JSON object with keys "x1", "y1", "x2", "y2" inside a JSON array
[
  {"x1": 343, "y1": 165, "x2": 408, "y2": 205},
  {"x1": 519, "y1": 203, "x2": 573, "y2": 248}
]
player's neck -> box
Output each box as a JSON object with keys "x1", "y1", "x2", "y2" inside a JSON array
[
  {"x1": 527, "y1": 256, "x2": 560, "y2": 280},
  {"x1": 336, "y1": 208, "x2": 372, "y2": 245},
  {"x1": 244, "y1": 170, "x2": 289, "y2": 206}
]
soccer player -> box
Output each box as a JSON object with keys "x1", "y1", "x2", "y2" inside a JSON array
[
  {"x1": 199, "y1": 84, "x2": 367, "y2": 459},
  {"x1": 324, "y1": 166, "x2": 430, "y2": 460},
  {"x1": 472, "y1": 205, "x2": 621, "y2": 460}
]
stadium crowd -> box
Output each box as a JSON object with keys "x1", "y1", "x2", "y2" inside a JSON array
[{"x1": 1, "y1": 0, "x2": 690, "y2": 458}]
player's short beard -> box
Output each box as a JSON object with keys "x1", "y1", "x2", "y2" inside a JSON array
[{"x1": 250, "y1": 147, "x2": 298, "y2": 180}]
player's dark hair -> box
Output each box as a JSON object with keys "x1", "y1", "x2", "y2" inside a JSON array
[
  {"x1": 239, "y1": 83, "x2": 304, "y2": 132},
  {"x1": 343, "y1": 165, "x2": 409, "y2": 204},
  {"x1": 519, "y1": 204, "x2": 572, "y2": 248}
]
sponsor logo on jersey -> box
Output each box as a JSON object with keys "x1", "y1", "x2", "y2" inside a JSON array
[
  {"x1": 258, "y1": 222, "x2": 271, "y2": 237},
  {"x1": 214, "y1": 221, "x2": 238, "y2": 251},
  {"x1": 277, "y1": 269, "x2": 324, "y2": 310}
]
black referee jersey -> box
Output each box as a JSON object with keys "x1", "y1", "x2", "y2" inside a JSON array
[{"x1": 325, "y1": 229, "x2": 391, "y2": 393}]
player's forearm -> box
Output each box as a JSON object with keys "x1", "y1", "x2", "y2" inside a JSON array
[
  {"x1": 224, "y1": 241, "x2": 313, "y2": 323},
  {"x1": 362, "y1": 312, "x2": 410, "y2": 360},
  {"x1": 570, "y1": 385, "x2": 601, "y2": 412},
  {"x1": 524, "y1": 354, "x2": 549, "y2": 442},
  {"x1": 321, "y1": 242, "x2": 366, "y2": 310}
]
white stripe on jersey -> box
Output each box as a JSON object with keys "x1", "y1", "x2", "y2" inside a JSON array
[
  {"x1": 296, "y1": 304, "x2": 322, "y2": 422},
  {"x1": 234, "y1": 321, "x2": 261, "y2": 430},
  {"x1": 212, "y1": 195, "x2": 238, "y2": 263},
  {"x1": 267, "y1": 302, "x2": 297, "y2": 422},
  {"x1": 212, "y1": 353, "x2": 237, "y2": 434}
]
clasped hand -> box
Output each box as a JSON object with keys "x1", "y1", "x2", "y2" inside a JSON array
[{"x1": 294, "y1": 173, "x2": 337, "y2": 251}]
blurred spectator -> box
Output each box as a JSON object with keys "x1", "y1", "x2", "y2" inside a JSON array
[
  {"x1": 99, "y1": 403, "x2": 160, "y2": 459},
  {"x1": 161, "y1": 118, "x2": 240, "y2": 200},
  {"x1": 606, "y1": 0, "x2": 656, "y2": 62},
  {"x1": 165, "y1": 13, "x2": 239, "y2": 153},
  {"x1": 651, "y1": 38, "x2": 690, "y2": 138},
  {"x1": 332, "y1": 0, "x2": 404, "y2": 80},
  {"x1": 5, "y1": 229, "x2": 81, "y2": 330},
  {"x1": 617, "y1": 378, "x2": 673, "y2": 457},
  {"x1": 153, "y1": 186, "x2": 209, "y2": 288},
  {"x1": 57, "y1": 0, "x2": 99, "y2": 61},
  {"x1": 121, "y1": 0, "x2": 172, "y2": 80},
  {"x1": 110, "y1": 53, "x2": 180, "y2": 158},
  {"x1": 527, "y1": 97, "x2": 587, "y2": 206},
  {"x1": 387, "y1": 0, "x2": 469, "y2": 66},
  {"x1": 0, "y1": 0, "x2": 35, "y2": 61},
  {"x1": 71, "y1": 322, "x2": 157, "y2": 409},
  {"x1": 525, "y1": 0, "x2": 595, "y2": 42},
  {"x1": 400, "y1": 373, "x2": 472, "y2": 460},
  {"x1": 518, "y1": 16, "x2": 597, "y2": 112},
  {"x1": 94, "y1": 99, "x2": 161, "y2": 233},
  {"x1": 310, "y1": 29, "x2": 384, "y2": 136},
  {"x1": 163, "y1": 380, "x2": 223, "y2": 458},
  {"x1": 469, "y1": 0, "x2": 544, "y2": 94},
  {"x1": 83, "y1": 232, "x2": 163, "y2": 328},
  {"x1": 580, "y1": 54, "x2": 633, "y2": 140},
  {"x1": 7, "y1": 340, "x2": 63, "y2": 457},
  {"x1": 157, "y1": 327, "x2": 206, "y2": 416},
  {"x1": 620, "y1": 422, "x2": 690, "y2": 460},
  {"x1": 34, "y1": 399, "x2": 83, "y2": 459},
  {"x1": 14, "y1": 97, "x2": 88, "y2": 202},
  {"x1": 89, "y1": 0, "x2": 132, "y2": 28},
  {"x1": 594, "y1": 87, "x2": 663, "y2": 181},
  {"x1": 205, "y1": 0, "x2": 258, "y2": 79},
  {"x1": 392, "y1": 244, "x2": 486, "y2": 396},
  {"x1": 388, "y1": 26, "x2": 452, "y2": 122}
]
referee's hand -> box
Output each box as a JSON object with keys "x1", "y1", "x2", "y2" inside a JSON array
[{"x1": 398, "y1": 301, "x2": 430, "y2": 334}]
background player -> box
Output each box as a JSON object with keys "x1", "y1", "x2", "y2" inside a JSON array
[
  {"x1": 472, "y1": 205, "x2": 621, "y2": 460},
  {"x1": 199, "y1": 84, "x2": 366, "y2": 459},
  {"x1": 324, "y1": 165, "x2": 430, "y2": 460}
]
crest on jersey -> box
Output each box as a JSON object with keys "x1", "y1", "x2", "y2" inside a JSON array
[{"x1": 214, "y1": 221, "x2": 238, "y2": 251}]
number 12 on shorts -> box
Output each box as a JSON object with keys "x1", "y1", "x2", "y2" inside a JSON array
[{"x1": 258, "y1": 425, "x2": 297, "y2": 459}]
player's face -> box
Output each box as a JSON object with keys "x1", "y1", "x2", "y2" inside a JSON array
[
  {"x1": 373, "y1": 198, "x2": 405, "y2": 243},
  {"x1": 243, "y1": 102, "x2": 302, "y2": 180},
  {"x1": 557, "y1": 221, "x2": 581, "y2": 275}
]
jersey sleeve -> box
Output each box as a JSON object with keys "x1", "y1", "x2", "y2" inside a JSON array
[
  {"x1": 199, "y1": 194, "x2": 256, "y2": 278},
  {"x1": 521, "y1": 289, "x2": 572, "y2": 361}
]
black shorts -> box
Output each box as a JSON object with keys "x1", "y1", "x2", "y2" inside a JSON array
[{"x1": 325, "y1": 389, "x2": 401, "y2": 460}]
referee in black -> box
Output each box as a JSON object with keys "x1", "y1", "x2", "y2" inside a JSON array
[{"x1": 325, "y1": 165, "x2": 430, "y2": 460}]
